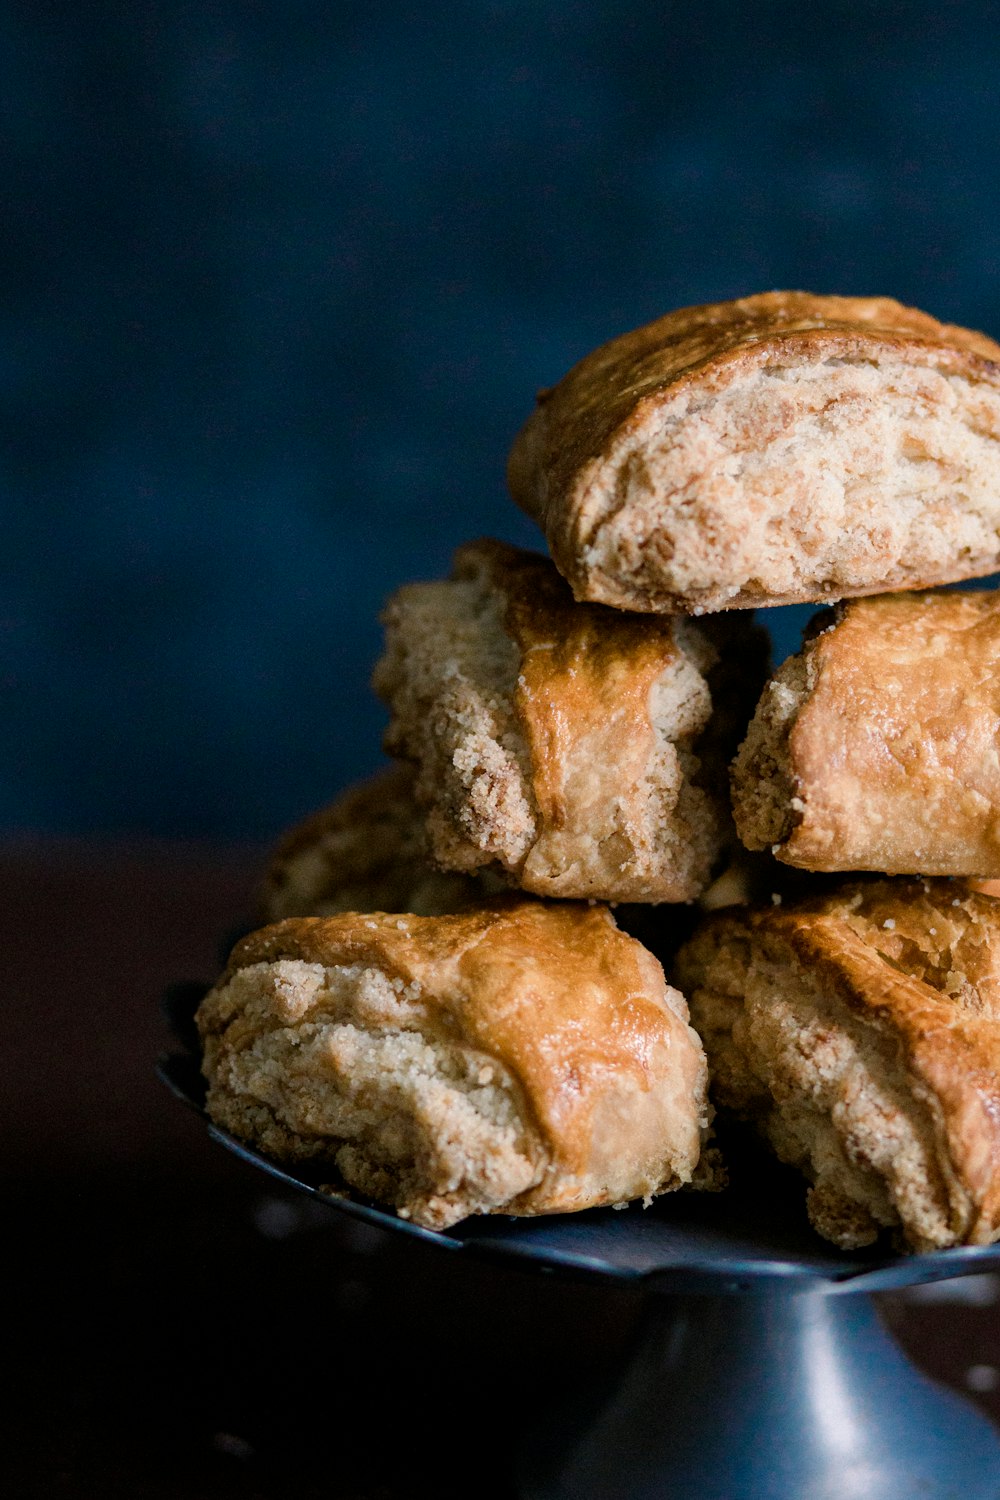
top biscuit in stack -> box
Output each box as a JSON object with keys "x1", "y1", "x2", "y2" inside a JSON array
[{"x1": 508, "y1": 291, "x2": 1000, "y2": 614}]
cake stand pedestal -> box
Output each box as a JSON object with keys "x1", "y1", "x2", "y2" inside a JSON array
[
  {"x1": 518, "y1": 1280, "x2": 999, "y2": 1499},
  {"x1": 160, "y1": 994, "x2": 1000, "y2": 1500}
]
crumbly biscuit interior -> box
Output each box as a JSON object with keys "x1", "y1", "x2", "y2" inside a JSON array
[
  {"x1": 374, "y1": 576, "x2": 538, "y2": 872},
  {"x1": 685, "y1": 929, "x2": 960, "y2": 1250},
  {"x1": 374, "y1": 565, "x2": 724, "y2": 895},
  {"x1": 582, "y1": 359, "x2": 1000, "y2": 609},
  {"x1": 730, "y1": 651, "x2": 811, "y2": 851},
  {"x1": 642, "y1": 650, "x2": 719, "y2": 892},
  {"x1": 200, "y1": 958, "x2": 543, "y2": 1229}
]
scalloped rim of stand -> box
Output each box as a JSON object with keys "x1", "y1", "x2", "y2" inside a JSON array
[{"x1": 158, "y1": 1049, "x2": 1000, "y2": 1294}]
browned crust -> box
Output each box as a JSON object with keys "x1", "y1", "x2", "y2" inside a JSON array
[
  {"x1": 374, "y1": 538, "x2": 766, "y2": 902},
  {"x1": 204, "y1": 899, "x2": 710, "y2": 1218},
  {"x1": 676, "y1": 879, "x2": 1000, "y2": 1248},
  {"x1": 456, "y1": 539, "x2": 711, "y2": 898},
  {"x1": 508, "y1": 292, "x2": 1000, "y2": 612},
  {"x1": 735, "y1": 591, "x2": 1000, "y2": 875}
]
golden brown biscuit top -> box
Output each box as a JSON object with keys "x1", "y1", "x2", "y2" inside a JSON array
[
  {"x1": 508, "y1": 291, "x2": 1000, "y2": 531},
  {"x1": 832, "y1": 880, "x2": 1000, "y2": 1015},
  {"x1": 767, "y1": 880, "x2": 1000, "y2": 1017},
  {"x1": 453, "y1": 537, "x2": 689, "y2": 661},
  {"x1": 724, "y1": 879, "x2": 1000, "y2": 1019},
  {"x1": 454, "y1": 539, "x2": 700, "y2": 846},
  {"x1": 219, "y1": 899, "x2": 690, "y2": 1179},
  {"x1": 786, "y1": 591, "x2": 1000, "y2": 872}
]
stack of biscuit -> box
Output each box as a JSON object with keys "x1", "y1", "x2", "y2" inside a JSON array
[{"x1": 198, "y1": 292, "x2": 1000, "y2": 1252}]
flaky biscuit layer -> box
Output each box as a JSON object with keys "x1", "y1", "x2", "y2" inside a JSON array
[
  {"x1": 675, "y1": 879, "x2": 1000, "y2": 1251},
  {"x1": 733, "y1": 590, "x2": 1000, "y2": 876},
  {"x1": 198, "y1": 900, "x2": 712, "y2": 1228},
  {"x1": 509, "y1": 292, "x2": 1000, "y2": 613},
  {"x1": 373, "y1": 538, "x2": 765, "y2": 903}
]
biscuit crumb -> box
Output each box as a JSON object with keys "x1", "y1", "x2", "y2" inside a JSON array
[
  {"x1": 372, "y1": 539, "x2": 760, "y2": 902},
  {"x1": 675, "y1": 876, "x2": 1000, "y2": 1252},
  {"x1": 511, "y1": 297, "x2": 1000, "y2": 613}
]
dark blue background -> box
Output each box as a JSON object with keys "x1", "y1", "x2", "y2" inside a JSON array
[{"x1": 6, "y1": 1, "x2": 1000, "y2": 839}]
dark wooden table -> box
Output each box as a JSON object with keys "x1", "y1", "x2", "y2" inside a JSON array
[{"x1": 5, "y1": 840, "x2": 999, "y2": 1498}]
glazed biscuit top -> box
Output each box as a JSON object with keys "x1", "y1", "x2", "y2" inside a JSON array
[
  {"x1": 453, "y1": 538, "x2": 710, "y2": 837},
  {"x1": 374, "y1": 536, "x2": 743, "y2": 901},
  {"x1": 682, "y1": 879, "x2": 1000, "y2": 1027},
  {"x1": 744, "y1": 590, "x2": 1000, "y2": 873},
  {"x1": 206, "y1": 899, "x2": 701, "y2": 1184},
  {"x1": 508, "y1": 292, "x2": 1000, "y2": 527},
  {"x1": 771, "y1": 879, "x2": 1000, "y2": 1021}
]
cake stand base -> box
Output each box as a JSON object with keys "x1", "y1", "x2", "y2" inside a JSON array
[
  {"x1": 158, "y1": 1019, "x2": 1000, "y2": 1500},
  {"x1": 520, "y1": 1286, "x2": 1000, "y2": 1500}
]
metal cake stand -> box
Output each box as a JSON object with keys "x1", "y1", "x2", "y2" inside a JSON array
[{"x1": 161, "y1": 984, "x2": 1000, "y2": 1500}]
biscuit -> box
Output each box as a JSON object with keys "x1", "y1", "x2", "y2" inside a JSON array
[
  {"x1": 260, "y1": 764, "x2": 501, "y2": 920},
  {"x1": 732, "y1": 591, "x2": 1000, "y2": 875},
  {"x1": 674, "y1": 880, "x2": 1000, "y2": 1251},
  {"x1": 372, "y1": 538, "x2": 766, "y2": 903},
  {"x1": 197, "y1": 900, "x2": 713, "y2": 1229},
  {"x1": 260, "y1": 765, "x2": 708, "y2": 969},
  {"x1": 508, "y1": 292, "x2": 1000, "y2": 613}
]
